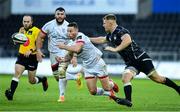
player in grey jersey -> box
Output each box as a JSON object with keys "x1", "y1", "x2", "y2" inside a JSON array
[
  {"x1": 36, "y1": 7, "x2": 82, "y2": 102},
  {"x1": 57, "y1": 22, "x2": 132, "y2": 107}
]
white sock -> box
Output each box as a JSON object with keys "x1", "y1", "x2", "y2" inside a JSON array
[
  {"x1": 103, "y1": 91, "x2": 111, "y2": 96},
  {"x1": 96, "y1": 87, "x2": 111, "y2": 96},
  {"x1": 12, "y1": 77, "x2": 19, "y2": 82},
  {"x1": 66, "y1": 72, "x2": 77, "y2": 80},
  {"x1": 35, "y1": 77, "x2": 39, "y2": 84},
  {"x1": 96, "y1": 87, "x2": 104, "y2": 95},
  {"x1": 59, "y1": 78, "x2": 67, "y2": 96}
]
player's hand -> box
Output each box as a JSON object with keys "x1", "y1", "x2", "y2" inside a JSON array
[
  {"x1": 36, "y1": 49, "x2": 45, "y2": 62},
  {"x1": 24, "y1": 50, "x2": 32, "y2": 57},
  {"x1": 71, "y1": 56, "x2": 77, "y2": 67},
  {"x1": 57, "y1": 42, "x2": 66, "y2": 49},
  {"x1": 19, "y1": 27, "x2": 25, "y2": 33},
  {"x1": 104, "y1": 46, "x2": 116, "y2": 52}
]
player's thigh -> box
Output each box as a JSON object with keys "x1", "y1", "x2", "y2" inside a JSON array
[
  {"x1": 99, "y1": 76, "x2": 110, "y2": 90},
  {"x1": 86, "y1": 77, "x2": 97, "y2": 92},
  {"x1": 15, "y1": 64, "x2": 25, "y2": 78}
]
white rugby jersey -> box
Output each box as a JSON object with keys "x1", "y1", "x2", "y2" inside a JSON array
[
  {"x1": 75, "y1": 32, "x2": 103, "y2": 67},
  {"x1": 41, "y1": 19, "x2": 72, "y2": 57}
]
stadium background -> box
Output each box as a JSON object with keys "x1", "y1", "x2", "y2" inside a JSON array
[{"x1": 0, "y1": 0, "x2": 180, "y2": 79}]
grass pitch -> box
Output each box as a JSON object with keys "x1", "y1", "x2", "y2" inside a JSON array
[{"x1": 0, "y1": 75, "x2": 180, "y2": 111}]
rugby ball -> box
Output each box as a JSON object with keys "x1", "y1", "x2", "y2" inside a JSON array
[{"x1": 12, "y1": 33, "x2": 28, "y2": 44}]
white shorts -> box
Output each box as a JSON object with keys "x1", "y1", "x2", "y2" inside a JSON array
[{"x1": 83, "y1": 58, "x2": 108, "y2": 79}]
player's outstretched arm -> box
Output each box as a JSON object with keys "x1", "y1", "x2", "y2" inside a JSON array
[
  {"x1": 57, "y1": 42, "x2": 83, "y2": 54},
  {"x1": 90, "y1": 36, "x2": 107, "y2": 44}
]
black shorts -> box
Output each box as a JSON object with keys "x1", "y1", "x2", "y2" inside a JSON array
[
  {"x1": 125, "y1": 53, "x2": 155, "y2": 75},
  {"x1": 16, "y1": 53, "x2": 38, "y2": 71}
]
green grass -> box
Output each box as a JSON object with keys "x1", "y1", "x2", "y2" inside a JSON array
[{"x1": 0, "y1": 75, "x2": 180, "y2": 111}]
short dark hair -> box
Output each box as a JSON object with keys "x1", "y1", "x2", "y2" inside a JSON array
[
  {"x1": 55, "y1": 7, "x2": 65, "y2": 12},
  {"x1": 103, "y1": 14, "x2": 117, "y2": 21},
  {"x1": 68, "y1": 22, "x2": 79, "y2": 29},
  {"x1": 23, "y1": 15, "x2": 33, "y2": 21}
]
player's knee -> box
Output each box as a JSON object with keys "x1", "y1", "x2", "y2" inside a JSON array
[
  {"x1": 89, "y1": 89, "x2": 97, "y2": 95},
  {"x1": 122, "y1": 75, "x2": 132, "y2": 84},
  {"x1": 149, "y1": 73, "x2": 165, "y2": 83},
  {"x1": 28, "y1": 79, "x2": 36, "y2": 84}
]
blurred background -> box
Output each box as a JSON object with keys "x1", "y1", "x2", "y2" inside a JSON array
[{"x1": 0, "y1": 0, "x2": 180, "y2": 78}]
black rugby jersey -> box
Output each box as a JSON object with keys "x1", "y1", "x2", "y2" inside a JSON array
[{"x1": 106, "y1": 26, "x2": 145, "y2": 65}]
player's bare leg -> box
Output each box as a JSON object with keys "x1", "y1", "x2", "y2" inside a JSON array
[
  {"x1": 149, "y1": 70, "x2": 180, "y2": 95},
  {"x1": 109, "y1": 79, "x2": 119, "y2": 93},
  {"x1": 28, "y1": 70, "x2": 48, "y2": 91}
]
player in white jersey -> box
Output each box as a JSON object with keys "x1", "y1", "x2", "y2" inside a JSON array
[
  {"x1": 36, "y1": 7, "x2": 82, "y2": 102},
  {"x1": 57, "y1": 22, "x2": 132, "y2": 107}
]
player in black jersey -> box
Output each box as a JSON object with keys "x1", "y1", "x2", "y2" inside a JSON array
[{"x1": 90, "y1": 14, "x2": 180, "y2": 107}]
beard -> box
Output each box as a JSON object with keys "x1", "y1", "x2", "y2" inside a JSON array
[{"x1": 56, "y1": 19, "x2": 64, "y2": 25}]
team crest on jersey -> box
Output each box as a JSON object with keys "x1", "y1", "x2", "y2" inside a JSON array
[{"x1": 28, "y1": 31, "x2": 32, "y2": 35}]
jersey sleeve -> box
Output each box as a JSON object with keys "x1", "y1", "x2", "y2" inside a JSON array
[
  {"x1": 117, "y1": 27, "x2": 130, "y2": 40},
  {"x1": 76, "y1": 35, "x2": 85, "y2": 44},
  {"x1": 41, "y1": 23, "x2": 49, "y2": 35},
  {"x1": 106, "y1": 34, "x2": 110, "y2": 42},
  {"x1": 34, "y1": 27, "x2": 40, "y2": 40}
]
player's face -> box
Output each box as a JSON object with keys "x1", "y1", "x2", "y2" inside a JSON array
[
  {"x1": 55, "y1": 10, "x2": 66, "y2": 24},
  {"x1": 67, "y1": 27, "x2": 78, "y2": 40},
  {"x1": 103, "y1": 19, "x2": 111, "y2": 33},
  {"x1": 23, "y1": 16, "x2": 33, "y2": 30}
]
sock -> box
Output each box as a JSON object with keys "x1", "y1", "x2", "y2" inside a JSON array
[
  {"x1": 59, "y1": 78, "x2": 67, "y2": 96},
  {"x1": 96, "y1": 87, "x2": 104, "y2": 95},
  {"x1": 35, "y1": 76, "x2": 43, "y2": 83},
  {"x1": 124, "y1": 82, "x2": 132, "y2": 101},
  {"x1": 103, "y1": 90, "x2": 111, "y2": 96},
  {"x1": 10, "y1": 77, "x2": 19, "y2": 95},
  {"x1": 66, "y1": 72, "x2": 77, "y2": 80},
  {"x1": 164, "y1": 78, "x2": 180, "y2": 93},
  {"x1": 94, "y1": 87, "x2": 113, "y2": 97}
]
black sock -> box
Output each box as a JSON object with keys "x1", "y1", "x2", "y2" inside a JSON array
[
  {"x1": 124, "y1": 85, "x2": 132, "y2": 101},
  {"x1": 36, "y1": 76, "x2": 43, "y2": 83},
  {"x1": 164, "y1": 78, "x2": 180, "y2": 93},
  {"x1": 10, "y1": 80, "x2": 18, "y2": 95}
]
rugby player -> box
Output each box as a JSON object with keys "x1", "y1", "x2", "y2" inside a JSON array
[
  {"x1": 36, "y1": 7, "x2": 82, "y2": 102},
  {"x1": 57, "y1": 22, "x2": 132, "y2": 107},
  {"x1": 90, "y1": 14, "x2": 180, "y2": 106}
]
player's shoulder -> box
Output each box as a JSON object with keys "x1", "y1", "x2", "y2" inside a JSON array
[
  {"x1": 30, "y1": 26, "x2": 40, "y2": 34},
  {"x1": 44, "y1": 19, "x2": 56, "y2": 26},
  {"x1": 77, "y1": 32, "x2": 86, "y2": 39},
  {"x1": 116, "y1": 26, "x2": 130, "y2": 36},
  {"x1": 32, "y1": 26, "x2": 40, "y2": 30},
  {"x1": 63, "y1": 20, "x2": 69, "y2": 26}
]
